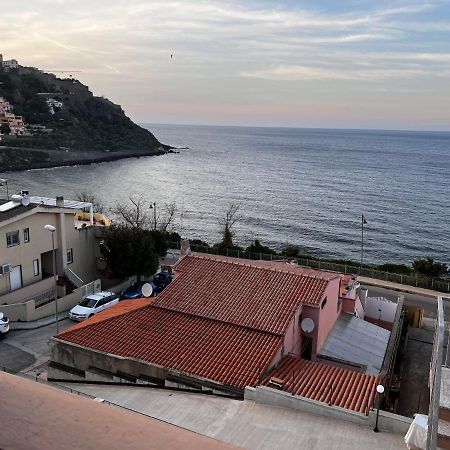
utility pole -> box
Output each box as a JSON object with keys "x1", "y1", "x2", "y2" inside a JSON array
[{"x1": 361, "y1": 214, "x2": 367, "y2": 269}]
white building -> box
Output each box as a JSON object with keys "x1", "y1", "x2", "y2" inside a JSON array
[{"x1": 2, "y1": 59, "x2": 19, "y2": 70}]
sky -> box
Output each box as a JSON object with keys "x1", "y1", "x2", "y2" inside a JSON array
[{"x1": 1, "y1": 0, "x2": 450, "y2": 130}]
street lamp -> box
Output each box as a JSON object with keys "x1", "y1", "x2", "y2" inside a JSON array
[
  {"x1": 44, "y1": 224, "x2": 59, "y2": 334},
  {"x1": 0, "y1": 178, "x2": 9, "y2": 200},
  {"x1": 373, "y1": 384, "x2": 385, "y2": 432},
  {"x1": 149, "y1": 202, "x2": 157, "y2": 230},
  {"x1": 360, "y1": 214, "x2": 367, "y2": 270}
]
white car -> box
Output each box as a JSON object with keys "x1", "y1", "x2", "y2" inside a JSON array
[
  {"x1": 0, "y1": 312, "x2": 10, "y2": 337},
  {"x1": 69, "y1": 291, "x2": 120, "y2": 322}
]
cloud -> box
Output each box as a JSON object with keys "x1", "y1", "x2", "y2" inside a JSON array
[
  {"x1": 241, "y1": 65, "x2": 428, "y2": 81},
  {"x1": 1, "y1": 0, "x2": 449, "y2": 128}
]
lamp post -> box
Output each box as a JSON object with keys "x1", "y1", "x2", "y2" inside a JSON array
[
  {"x1": 360, "y1": 214, "x2": 367, "y2": 270},
  {"x1": 149, "y1": 202, "x2": 157, "y2": 230},
  {"x1": 0, "y1": 178, "x2": 9, "y2": 200},
  {"x1": 44, "y1": 224, "x2": 59, "y2": 334},
  {"x1": 373, "y1": 384, "x2": 385, "y2": 432}
]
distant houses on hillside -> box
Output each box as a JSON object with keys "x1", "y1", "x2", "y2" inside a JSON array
[{"x1": 0, "y1": 53, "x2": 60, "y2": 141}]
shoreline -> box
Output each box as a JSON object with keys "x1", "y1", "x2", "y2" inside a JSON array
[{"x1": 0, "y1": 145, "x2": 179, "y2": 174}]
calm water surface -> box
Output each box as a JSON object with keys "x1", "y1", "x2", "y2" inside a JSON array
[{"x1": 2, "y1": 124, "x2": 450, "y2": 265}]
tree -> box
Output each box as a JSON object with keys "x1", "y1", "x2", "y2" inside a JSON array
[
  {"x1": 281, "y1": 245, "x2": 300, "y2": 258},
  {"x1": 148, "y1": 229, "x2": 169, "y2": 257},
  {"x1": 0, "y1": 123, "x2": 11, "y2": 135},
  {"x1": 376, "y1": 263, "x2": 412, "y2": 275},
  {"x1": 245, "y1": 239, "x2": 276, "y2": 255},
  {"x1": 111, "y1": 194, "x2": 150, "y2": 229},
  {"x1": 100, "y1": 225, "x2": 159, "y2": 278},
  {"x1": 75, "y1": 191, "x2": 105, "y2": 213},
  {"x1": 158, "y1": 201, "x2": 177, "y2": 232},
  {"x1": 112, "y1": 196, "x2": 178, "y2": 232},
  {"x1": 412, "y1": 257, "x2": 448, "y2": 278},
  {"x1": 215, "y1": 203, "x2": 241, "y2": 250}
]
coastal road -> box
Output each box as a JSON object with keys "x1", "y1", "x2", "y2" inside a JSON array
[{"x1": 361, "y1": 284, "x2": 450, "y2": 320}]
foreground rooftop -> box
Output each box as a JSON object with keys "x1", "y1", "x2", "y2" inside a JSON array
[{"x1": 0, "y1": 371, "x2": 236, "y2": 450}]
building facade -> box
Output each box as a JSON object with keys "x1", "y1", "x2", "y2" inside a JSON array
[{"x1": 0, "y1": 194, "x2": 99, "y2": 314}]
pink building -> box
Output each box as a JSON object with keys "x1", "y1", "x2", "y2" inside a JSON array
[{"x1": 51, "y1": 253, "x2": 390, "y2": 414}]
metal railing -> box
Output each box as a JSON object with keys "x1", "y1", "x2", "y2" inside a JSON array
[
  {"x1": 65, "y1": 267, "x2": 84, "y2": 288},
  {"x1": 32, "y1": 288, "x2": 56, "y2": 307},
  {"x1": 426, "y1": 296, "x2": 445, "y2": 450},
  {"x1": 167, "y1": 241, "x2": 450, "y2": 293}
]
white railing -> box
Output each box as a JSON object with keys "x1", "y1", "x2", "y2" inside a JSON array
[
  {"x1": 426, "y1": 296, "x2": 444, "y2": 450},
  {"x1": 65, "y1": 267, "x2": 84, "y2": 288}
]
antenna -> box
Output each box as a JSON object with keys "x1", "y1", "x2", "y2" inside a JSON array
[
  {"x1": 141, "y1": 283, "x2": 153, "y2": 298},
  {"x1": 21, "y1": 195, "x2": 30, "y2": 206},
  {"x1": 301, "y1": 318, "x2": 315, "y2": 333}
]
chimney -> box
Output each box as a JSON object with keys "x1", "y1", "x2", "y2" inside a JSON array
[
  {"x1": 179, "y1": 239, "x2": 191, "y2": 259},
  {"x1": 56, "y1": 196, "x2": 64, "y2": 208}
]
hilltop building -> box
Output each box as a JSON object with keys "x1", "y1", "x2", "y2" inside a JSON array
[
  {"x1": 49, "y1": 252, "x2": 403, "y2": 415},
  {"x1": 0, "y1": 53, "x2": 19, "y2": 71}
]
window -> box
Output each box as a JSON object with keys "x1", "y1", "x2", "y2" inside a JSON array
[
  {"x1": 6, "y1": 231, "x2": 20, "y2": 247},
  {"x1": 321, "y1": 297, "x2": 327, "y2": 309},
  {"x1": 66, "y1": 248, "x2": 73, "y2": 264},
  {"x1": 33, "y1": 259, "x2": 40, "y2": 276},
  {"x1": 24, "y1": 228, "x2": 30, "y2": 243}
]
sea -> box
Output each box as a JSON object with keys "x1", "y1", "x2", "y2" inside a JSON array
[{"x1": 2, "y1": 124, "x2": 450, "y2": 265}]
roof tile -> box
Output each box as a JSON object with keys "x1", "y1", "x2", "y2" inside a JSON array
[
  {"x1": 262, "y1": 355, "x2": 379, "y2": 414},
  {"x1": 58, "y1": 306, "x2": 282, "y2": 389},
  {"x1": 154, "y1": 255, "x2": 332, "y2": 334}
]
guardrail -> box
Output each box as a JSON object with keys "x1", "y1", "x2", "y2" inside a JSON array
[
  {"x1": 167, "y1": 241, "x2": 450, "y2": 293},
  {"x1": 426, "y1": 296, "x2": 444, "y2": 449}
]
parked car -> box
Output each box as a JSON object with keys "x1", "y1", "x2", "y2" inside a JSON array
[
  {"x1": 69, "y1": 291, "x2": 120, "y2": 321},
  {"x1": 152, "y1": 271, "x2": 173, "y2": 293},
  {"x1": 120, "y1": 280, "x2": 156, "y2": 300},
  {"x1": 0, "y1": 312, "x2": 9, "y2": 337}
]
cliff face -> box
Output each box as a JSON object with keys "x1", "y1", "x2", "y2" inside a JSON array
[{"x1": 0, "y1": 66, "x2": 169, "y2": 171}]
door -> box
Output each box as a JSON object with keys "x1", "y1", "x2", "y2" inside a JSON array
[{"x1": 9, "y1": 265, "x2": 23, "y2": 291}]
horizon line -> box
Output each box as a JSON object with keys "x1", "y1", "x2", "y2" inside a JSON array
[{"x1": 139, "y1": 121, "x2": 450, "y2": 134}]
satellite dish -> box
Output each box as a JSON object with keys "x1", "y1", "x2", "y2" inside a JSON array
[
  {"x1": 141, "y1": 283, "x2": 153, "y2": 298},
  {"x1": 301, "y1": 318, "x2": 315, "y2": 333},
  {"x1": 21, "y1": 195, "x2": 30, "y2": 206}
]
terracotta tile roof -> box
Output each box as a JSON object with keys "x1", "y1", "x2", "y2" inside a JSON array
[
  {"x1": 65, "y1": 299, "x2": 153, "y2": 333},
  {"x1": 0, "y1": 371, "x2": 238, "y2": 450},
  {"x1": 153, "y1": 255, "x2": 332, "y2": 334},
  {"x1": 261, "y1": 355, "x2": 380, "y2": 414},
  {"x1": 58, "y1": 305, "x2": 282, "y2": 389}
]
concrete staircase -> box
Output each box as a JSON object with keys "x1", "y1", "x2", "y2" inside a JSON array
[{"x1": 438, "y1": 367, "x2": 450, "y2": 448}]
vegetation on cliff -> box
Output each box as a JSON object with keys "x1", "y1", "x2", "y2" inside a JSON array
[{"x1": 0, "y1": 65, "x2": 168, "y2": 171}]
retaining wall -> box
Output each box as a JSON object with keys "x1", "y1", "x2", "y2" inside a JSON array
[{"x1": 245, "y1": 386, "x2": 412, "y2": 433}]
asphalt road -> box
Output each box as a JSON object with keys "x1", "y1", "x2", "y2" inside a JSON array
[{"x1": 0, "y1": 318, "x2": 73, "y2": 374}]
